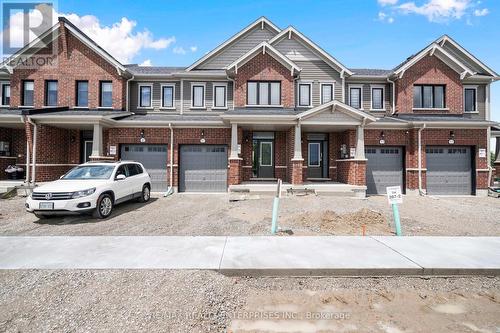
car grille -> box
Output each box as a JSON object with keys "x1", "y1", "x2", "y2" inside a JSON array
[{"x1": 32, "y1": 192, "x2": 73, "y2": 200}]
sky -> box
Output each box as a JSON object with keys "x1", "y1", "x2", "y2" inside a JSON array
[{"x1": 4, "y1": 0, "x2": 500, "y2": 125}]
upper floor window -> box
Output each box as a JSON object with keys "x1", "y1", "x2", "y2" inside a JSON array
[
  {"x1": 464, "y1": 86, "x2": 477, "y2": 113},
  {"x1": 99, "y1": 81, "x2": 112, "y2": 108},
  {"x1": 247, "y1": 81, "x2": 281, "y2": 106},
  {"x1": 349, "y1": 85, "x2": 362, "y2": 109},
  {"x1": 139, "y1": 85, "x2": 152, "y2": 108},
  {"x1": 45, "y1": 80, "x2": 58, "y2": 106},
  {"x1": 413, "y1": 85, "x2": 445, "y2": 109},
  {"x1": 76, "y1": 81, "x2": 88, "y2": 107},
  {"x1": 371, "y1": 85, "x2": 384, "y2": 110},
  {"x1": 298, "y1": 83, "x2": 312, "y2": 107},
  {"x1": 1, "y1": 83, "x2": 10, "y2": 106},
  {"x1": 191, "y1": 83, "x2": 205, "y2": 108},
  {"x1": 321, "y1": 83, "x2": 333, "y2": 104},
  {"x1": 213, "y1": 83, "x2": 227, "y2": 109},
  {"x1": 162, "y1": 84, "x2": 175, "y2": 109},
  {"x1": 22, "y1": 80, "x2": 34, "y2": 107}
]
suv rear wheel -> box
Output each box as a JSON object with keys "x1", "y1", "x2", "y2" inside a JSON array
[
  {"x1": 93, "y1": 193, "x2": 113, "y2": 219},
  {"x1": 138, "y1": 185, "x2": 151, "y2": 203}
]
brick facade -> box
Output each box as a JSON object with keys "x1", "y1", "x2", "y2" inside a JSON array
[{"x1": 233, "y1": 52, "x2": 294, "y2": 108}]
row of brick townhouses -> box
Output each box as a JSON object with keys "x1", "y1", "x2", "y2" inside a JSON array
[{"x1": 0, "y1": 17, "x2": 499, "y2": 196}]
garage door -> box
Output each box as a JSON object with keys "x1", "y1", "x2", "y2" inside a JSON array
[
  {"x1": 179, "y1": 145, "x2": 227, "y2": 192},
  {"x1": 121, "y1": 144, "x2": 168, "y2": 192},
  {"x1": 426, "y1": 146, "x2": 472, "y2": 195},
  {"x1": 365, "y1": 146, "x2": 404, "y2": 194}
]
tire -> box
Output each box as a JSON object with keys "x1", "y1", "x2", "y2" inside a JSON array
[
  {"x1": 138, "y1": 185, "x2": 151, "y2": 203},
  {"x1": 93, "y1": 193, "x2": 114, "y2": 219}
]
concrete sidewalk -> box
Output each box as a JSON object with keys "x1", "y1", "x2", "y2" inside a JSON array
[{"x1": 0, "y1": 236, "x2": 499, "y2": 276}]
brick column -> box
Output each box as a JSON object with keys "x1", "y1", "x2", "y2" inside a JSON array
[
  {"x1": 494, "y1": 137, "x2": 500, "y2": 181},
  {"x1": 228, "y1": 123, "x2": 242, "y2": 185},
  {"x1": 289, "y1": 123, "x2": 304, "y2": 185}
]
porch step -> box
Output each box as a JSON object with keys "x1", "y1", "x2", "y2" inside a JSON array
[{"x1": 229, "y1": 182, "x2": 366, "y2": 198}]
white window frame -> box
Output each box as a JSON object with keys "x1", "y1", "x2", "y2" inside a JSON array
[
  {"x1": 463, "y1": 85, "x2": 478, "y2": 113},
  {"x1": 320, "y1": 82, "x2": 335, "y2": 104},
  {"x1": 191, "y1": 82, "x2": 206, "y2": 109},
  {"x1": 348, "y1": 84, "x2": 363, "y2": 110},
  {"x1": 160, "y1": 83, "x2": 176, "y2": 110},
  {"x1": 212, "y1": 82, "x2": 228, "y2": 110},
  {"x1": 308, "y1": 142, "x2": 321, "y2": 167},
  {"x1": 297, "y1": 81, "x2": 312, "y2": 107},
  {"x1": 259, "y1": 141, "x2": 273, "y2": 167},
  {"x1": 370, "y1": 84, "x2": 385, "y2": 111},
  {"x1": 0, "y1": 81, "x2": 10, "y2": 107},
  {"x1": 138, "y1": 83, "x2": 153, "y2": 109}
]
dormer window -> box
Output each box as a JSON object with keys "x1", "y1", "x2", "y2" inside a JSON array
[{"x1": 247, "y1": 81, "x2": 281, "y2": 106}]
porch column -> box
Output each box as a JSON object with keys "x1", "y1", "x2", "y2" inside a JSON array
[
  {"x1": 290, "y1": 123, "x2": 304, "y2": 185},
  {"x1": 229, "y1": 123, "x2": 242, "y2": 185},
  {"x1": 293, "y1": 123, "x2": 302, "y2": 160},
  {"x1": 355, "y1": 124, "x2": 365, "y2": 159},
  {"x1": 90, "y1": 123, "x2": 103, "y2": 158},
  {"x1": 495, "y1": 136, "x2": 500, "y2": 163}
]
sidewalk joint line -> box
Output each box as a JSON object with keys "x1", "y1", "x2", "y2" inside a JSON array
[
  {"x1": 369, "y1": 236, "x2": 424, "y2": 270},
  {"x1": 217, "y1": 236, "x2": 228, "y2": 271}
]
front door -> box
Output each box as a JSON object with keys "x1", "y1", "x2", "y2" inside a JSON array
[
  {"x1": 252, "y1": 140, "x2": 274, "y2": 178},
  {"x1": 308, "y1": 141, "x2": 323, "y2": 178},
  {"x1": 84, "y1": 141, "x2": 93, "y2": 162}
]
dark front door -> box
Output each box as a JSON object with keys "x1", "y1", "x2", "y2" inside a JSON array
[
  {"x1": 84, "y1": 141, "x2": 93, "y2": 162},
  {"x1": 252, "y1": 140, "x2": 274, "y2": 178}
]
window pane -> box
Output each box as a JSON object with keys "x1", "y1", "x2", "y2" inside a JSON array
[
  {"x1": 162, "y1": 86, "x2": 173, "y2": 108},
  {"x1": 423, "y1": 86, "x2": 433, "y2": 108},
  {"x1": 214, "y1": 86, "x2": 226, "y2": 107},
  {"x1": 101, "y1": 82, "x2": 112, "y2": 107},
  {"x1": 46, "y1": 81, "x2": 57, "y2": 106},
  {"x1": 321, "y1": 84, "x2": 333, "y2": 104},
  {"x1": 140, "y1": 86, "x2": 151, "y2": 107},
  {"x1": 77, "y1": 81, "x2": 88, "y2": 107},
  {"x1": 23, "y1": 81, "x2": 34, "y2": 106},
  {"x1": 350, "y1": 88, "x2": 361, "y2": 109},
  {"x1": 259, "y1": 82, "x2": 269, "y2": 105},
  {"x1": 193, "y1": 86, "x2": 204, "y2": 107},
  {"x1": 465, "y1": 88, "x2": 475, "y2": 112},
  {"x1": 434, "y1": 86, "x2": 444, "y2": 108},
  {"x1": 247, "y1": 82, "x2": 257, "y2": 105},
  {"x1": 372, "y1": 88, "x2": 383, "y2": 109},
  {"x1": 260, "y1": 142, "x2": 272, "y2": 166},
  {"x1": 413, "y1": 86, "x2": 421, "y2": 108},
  {"x1": 2, "y1": 84, "x2": 10, "y2": 105},
  {"x1": 299, "y1": 84, "x2": 310, "y2": 106},
  {"x1": 309, "y1": 143, "x2": 320, "y2": 166},
  {"x1": 270, "y1": 82, "x2": 280, "y2": 105}
]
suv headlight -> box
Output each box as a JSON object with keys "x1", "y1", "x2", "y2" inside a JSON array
[{"x1": 71, "y1": 188, "x2": 96, "y2": 199}]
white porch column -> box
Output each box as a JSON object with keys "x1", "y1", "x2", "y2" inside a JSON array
[
  {"x1": 229, "y1": 123, "x2": 239, "y2": 159},
  {"x1": 355, "y1": 124, "x2": 365, "y2": 159},
  {"x1": 495, "y1": 136, "x2": 500, "y2": 163},
  {"x1": 91, "y1": 123, "x2": 103, "y2": 157},
  {"x1": 293, "y1": 123, "x2": 302, "y2": 160}
]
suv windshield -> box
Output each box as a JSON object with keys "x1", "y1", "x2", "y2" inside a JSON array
[{"x1": 62, "y1": 165, "x2": 115, "y2": 180}]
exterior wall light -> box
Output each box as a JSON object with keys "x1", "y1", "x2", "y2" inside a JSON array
[
  {"x1": 140, "y1": 129, "x2": 146, "y2": 143},
  {"x1": 449, "y1": 131, "x2": 455, "y2": 145},
  {"x1": 200, "y1": 129, "x2": 206, "y2": 143},
  {"x1": 379, "y1": 131, "x2": 385, "y2": 145}
]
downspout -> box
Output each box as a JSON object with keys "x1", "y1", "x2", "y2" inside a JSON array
[
  {"x1": 341, "y1": 70, "x2": 346, "y2": 103},
  {"x1": 418, "y1": 123, "x2": 426, "y2": 195},
  {"x1": 387, "y1": 77, "x2": 396, "y2": 115},
  {"x1": 26, "y1": 117, "x2": 37, "y2": 186},
  {"x1": 22, "y1": 115, "x2": 30, "y2": 184},
  {"x1": 126, "y1": 74, "x2": 135, "y2": 112},
  {"x1": 164, "y1": 123, "x2": 174, "y2": 197},
  {"x1": 486, "y1": 81, "x2": 493, "y2": 187}
]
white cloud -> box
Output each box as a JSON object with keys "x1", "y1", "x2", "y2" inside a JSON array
[
  {"x1": 173, "y1": 46, "x2": 186, "y2": 55},
  {"x1": 1, "y1": 3, "x2": 175, "y2": 63},
  {"x1": 378, "y1": 11, "x2": 395, "y2": 23},
  {"x1": 474, "y1": 8, "x2": 489, "y2": 16},
  {"x1": 378, "y1": 0, "x2": 399, "y2": 5},
  {"x1": 189, "y1": 46, "x2": 198, "y2": 52},
  {"x1": 139, "y1": 59, "x2": 152, "y2": 66}
]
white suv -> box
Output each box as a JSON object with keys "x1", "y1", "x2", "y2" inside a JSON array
[{"x1": 26, "y1": 161, "x2": 152, "y2": 219}]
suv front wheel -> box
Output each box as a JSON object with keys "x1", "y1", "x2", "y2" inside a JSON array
[{"x1": 93, "y1": 193, "x2": 114, "y2": 219}]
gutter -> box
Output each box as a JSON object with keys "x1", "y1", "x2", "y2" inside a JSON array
[
  {"x1": 164, "y1": 123, "x2": 175, "y2": 197},
  {"x1": 418, "y1": 123, "x2": 426, "y2": 196}
]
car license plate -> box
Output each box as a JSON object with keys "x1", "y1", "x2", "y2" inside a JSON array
[{"x1": 39, "y1": 202, "x2": 54, "y2": 210}]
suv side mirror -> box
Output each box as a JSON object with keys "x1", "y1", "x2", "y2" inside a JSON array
[{"x1": 115, "y1": 174, "x2": 126, "y2": 181}]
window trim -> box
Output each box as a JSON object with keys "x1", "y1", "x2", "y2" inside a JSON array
[
  {"x1": 75, "y1": 80, "x2": 89, "y2": 109},
  {"x1": 348, "y1": 84, "x2": 363, "y2": 110},
  {"x1": 320, "y1": 82, "x2": 335, "y2": 104},
  {"x1": 297, "y1": 81, "x2": 312, "y2": 107},
  {"x1": 160, "y1": 83, "x2": 176, "y2": 110},
  {"x1": 463, "y1": 85, "x2": 478, "y2": 113},
  {"x1": 99, "y1": 80, "x2": 113, "y2": 109},
  {"x1": 21, "y1": 80, "x2": 35, "y2": 108},
  {"x1": 212, "y1": 82, "x2": 228, "y2": 110},
  {"x1": 138, "y1": 83, "x2": 153, "y2": 109},
  {"x1": 413, "y1": 84, "x2": 446, "y2": 110},
  {"x1": 0, "y1": 82, "x2": 10, "y2": 107},
  {"x1": 191, "y1": 82, "x2": 206, "y2": 109},
  {"x1": 370, "y1": 84, "x2": 385, "y2": 111},
  {"x1": 246, "y1": 80, "x2": 282, "y2": 107}
]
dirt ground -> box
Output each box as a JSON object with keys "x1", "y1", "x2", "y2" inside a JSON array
[
  {"x1": 1, "y1": 193, "x2": 499, "y2": 236},
  {"x1": 0, "y1": 270, "x2": 498, "y2": 332}
]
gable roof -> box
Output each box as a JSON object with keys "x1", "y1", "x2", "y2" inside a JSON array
[
  {"x1": 226, "y1": 42, "x2": 301, "y2": 75},
  {"x1": 296, "y1": 100, "x2": 376, "y2": 122},
  {"x1": 269, "y1": 26, "x2": 353, "y2": 76},
  {"x1": 186, "y1": 17, "x2": 281, "y2": 71}
]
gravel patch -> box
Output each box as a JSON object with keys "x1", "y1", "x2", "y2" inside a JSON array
[{"x1": 1, "y1": 193, "x2": 499, "y2": 236}]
